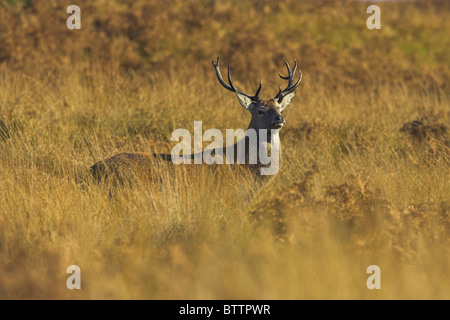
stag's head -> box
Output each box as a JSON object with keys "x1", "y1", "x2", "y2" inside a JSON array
[{"x1": 212, "y1": 57, "x2": 302, "y2": 132}]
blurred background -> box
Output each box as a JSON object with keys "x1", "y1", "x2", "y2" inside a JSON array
[{"x1": 1, "y1": 0, "x2": 448, "y2": 90}]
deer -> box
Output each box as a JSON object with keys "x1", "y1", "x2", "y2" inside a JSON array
[{"x1": 90, "y1": 57, "x2": 302, "y2": 182}]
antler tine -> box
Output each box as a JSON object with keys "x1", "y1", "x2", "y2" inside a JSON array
[
  {"x1": 291, "y1": 59, "x2": 298, "y2": 78},
  {"x1": 254, "y1": 79, "x2": 262, "y2": 97},
  {"x1": 212, "y1": 57, "x2": 263, "y2": 101},
  {"x1": 278, "y1": 61, "x2": 291, "y2": 80},
  {"x1": 274, "y1": 86, "x2": 282, "y2": 100},
  {"x1": 277, "y1": 59, "x2": 297, "y2": 85},
  {"x1": 274, "y1": 59, "x2": 302, "y2": 103},
  {"x1": 212, "y1": 57, "x2": 234, "y2": 92},
  {"x1": 227, "y1": 65, "x2": 238, "y2": 92}
]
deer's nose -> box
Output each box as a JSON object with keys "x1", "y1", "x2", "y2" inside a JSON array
[{"x1": 274, "y1": 115, "x2": 285, "y2": 123}]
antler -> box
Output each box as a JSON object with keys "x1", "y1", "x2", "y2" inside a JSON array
[
  {"x1": 274, "y1": 59, "x2": 302, "y2": 103},
  {"x1": 212, "y1": 57, "x2": 262, "y2": 102}
]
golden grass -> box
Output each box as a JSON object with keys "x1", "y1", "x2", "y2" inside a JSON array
[{"x1": 0, "y1": 0, "x2": 449, "y2": 299}]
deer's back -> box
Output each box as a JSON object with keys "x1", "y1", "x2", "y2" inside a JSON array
[{"x1": 91, "y1": 152, "x2": 158, "y2": 183}]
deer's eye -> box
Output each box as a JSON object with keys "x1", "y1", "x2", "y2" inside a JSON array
[{"x1": 257, "y1": 110, "x2": 265, "y2": 116}]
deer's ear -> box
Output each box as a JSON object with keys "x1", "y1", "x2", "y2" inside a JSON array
[
  {"x1": 235, "y1": 91, "x2": 253, "y2": 110},
  {"x1": 278, "y1": 90, "x2": 296, "y2": 111}
]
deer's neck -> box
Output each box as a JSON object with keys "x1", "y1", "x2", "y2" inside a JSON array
[{"x1": 223, "y1": 126, "x2": 281, "y2": 174}]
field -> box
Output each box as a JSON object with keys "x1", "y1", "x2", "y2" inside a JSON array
[{"x1": 0, "y1": 0, "x2": 449, "y2": 299}]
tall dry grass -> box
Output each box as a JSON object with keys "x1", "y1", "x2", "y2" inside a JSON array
[{"x1": 0, "y1": 0, "x2": 449, "y2": 299}]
